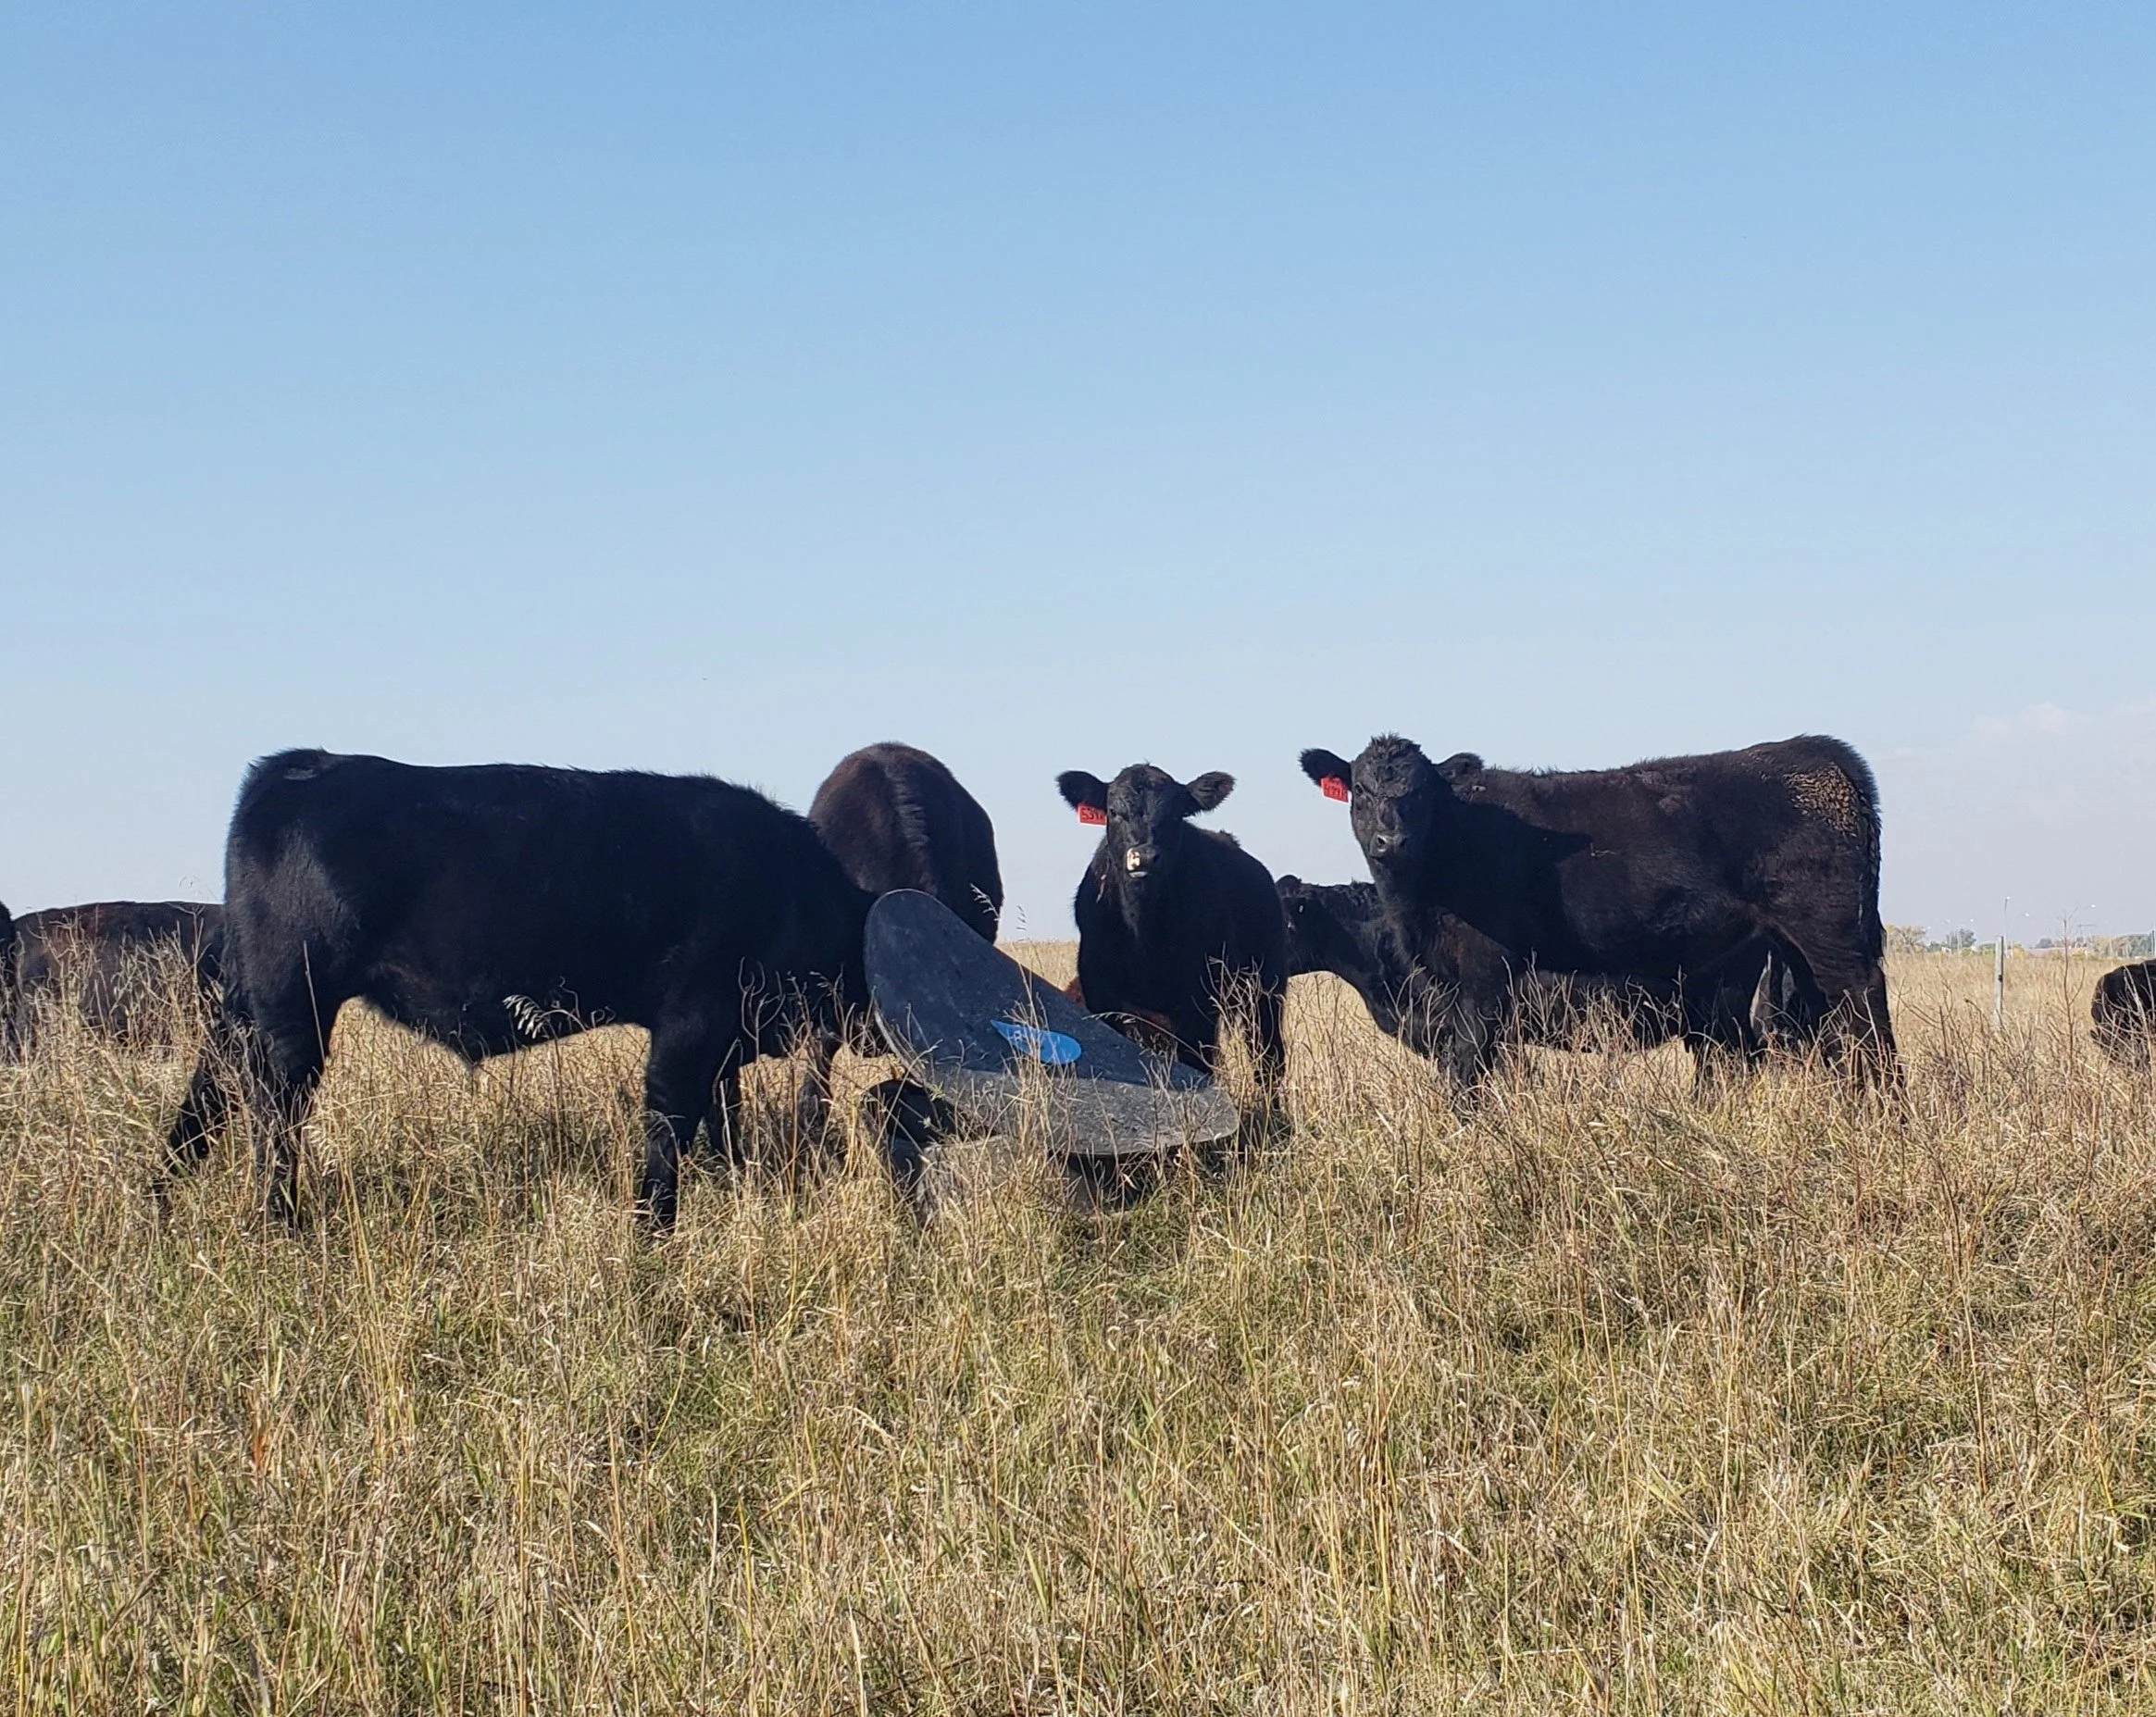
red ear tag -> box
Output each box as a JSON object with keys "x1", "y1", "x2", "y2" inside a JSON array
[
  {"x1": 1320, "y1": 777, "x2": 1350, "y2": 803},
  {"x1": 1078, "y1": 803, "x2": 1107, "y2": 825}
]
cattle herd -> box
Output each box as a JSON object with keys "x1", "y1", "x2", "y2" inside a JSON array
[{"x1": 4, "y1": 733, "x2": 2153, "y2": 1227}]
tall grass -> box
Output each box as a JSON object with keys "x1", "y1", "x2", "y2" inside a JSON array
[{"x1": 3, "y1": 943, "x2": 2154, "y2": 1712}]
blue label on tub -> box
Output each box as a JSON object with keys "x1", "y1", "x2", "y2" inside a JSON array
[{"x1": 991, "y1": 1019, "x2": 1084, "y2": 1065}]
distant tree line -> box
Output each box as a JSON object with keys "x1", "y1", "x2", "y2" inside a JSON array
[{"x1": 1886, "y1": 926, "x2": 2156, "y2": 958}]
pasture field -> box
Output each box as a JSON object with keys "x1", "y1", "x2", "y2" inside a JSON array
[{"x1": 4, "y1": 946, "x2": 2156, "y2": 1713}]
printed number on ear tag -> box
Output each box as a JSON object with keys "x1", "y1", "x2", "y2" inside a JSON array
[
  {"x1": 991, "y1": 1019, "x2": 1084, "y2": 1065},
  {"x1": 1078, "y1": 803, "x2": 1107, "y2": 825},
  {"x1": 1320, "y1": 777, "x2": 1350, "y2": 803}
]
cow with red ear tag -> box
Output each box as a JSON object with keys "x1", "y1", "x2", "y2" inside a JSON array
[
  {"x1": 1299, "y1": 732, "x2": 1894, "y2": 1087},
  {"x1": 1054, "y1": 765, "x2": 1288, "y2": 1125}
]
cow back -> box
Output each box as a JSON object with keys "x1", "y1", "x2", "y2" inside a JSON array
[
  {"x1": 1398, "y1": 734, "x2": 1882, "y2": 983},
  {"x1": 5, "y1": 900, "x2": 225, "y2": 1043},
  {"x1": 809, "y1": 742, "x2": 1003, "y2": 941},
  {"x1": 224, "y1": 750, "x2": 869, "y2": 1057}
]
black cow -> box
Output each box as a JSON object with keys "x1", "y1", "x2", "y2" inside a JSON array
[
  {"x1": 798, "y1": 743, "x2": 1004, "y2": 1142},
  {"x1": 2092, "y1": 961, "x2": 2156, "y2": 1068},
  {"x1": 809, "y1": 742, "x2": 1003, "y2": 940},
  {"x1": 161, "y1": 751, "x2": 869, "y2": 1227},
  {"x1": 1275, "y1": 877, "x2": 1432, "y2": 1049},
  {"x1": 1296, "y1": 734, "x2": 1894, "y2": 1086},
  {"x1": 1, "y1": 899, "x2": 225, "y2": 1053},
  {"x1": 1277, "y1": 875, "x2": 1810, "y2": 1069},
  {"x1": 1056, "y1": 765, "x2": 1288, "y2": 1112}
]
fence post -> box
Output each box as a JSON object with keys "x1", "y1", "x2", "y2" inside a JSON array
[{"x1": 1994, "y1": 936, "x2": 2006, "y2": 1029}]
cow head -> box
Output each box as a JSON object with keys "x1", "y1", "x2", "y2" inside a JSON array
[
  {"x1": 1058, "y1": 765, "x2": 1234, "y2": 899},
  {"x1": 1276, "y1": 876, "x2": 1352, "y2": 978},
  {"x1": 1301, "y1": 735, "x2": 1477, "y2": 877}
]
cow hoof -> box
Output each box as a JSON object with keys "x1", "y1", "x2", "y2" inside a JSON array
[{"x1": 859, "y1": 1077, "x2": 958, "y2": 1209}]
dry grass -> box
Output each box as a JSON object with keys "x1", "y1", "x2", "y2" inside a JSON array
[{"x1": 5, "y1": 944, "x2": 2156, "y2": 1712}]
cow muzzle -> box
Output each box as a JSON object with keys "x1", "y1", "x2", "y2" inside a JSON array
[{"x1": 1123, "y1": 846, "x2": 1157, "y2": 880}]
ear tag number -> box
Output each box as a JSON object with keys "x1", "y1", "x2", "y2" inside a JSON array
[
  {"x1": 1320, "y1": 777, "x2": 1350, "y2": 803},
  {"x1": 1078, "y1": 803, "x2": 1107, "y2": 825}
]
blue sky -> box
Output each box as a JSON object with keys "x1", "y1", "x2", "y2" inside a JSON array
[{"x1": 3, "y1": 4, "x2": 2151, "y2": 940}]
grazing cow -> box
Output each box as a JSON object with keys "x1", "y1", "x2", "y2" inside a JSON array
[
  {"x1": 799, "y1": 743, "x2": 1004, "y2": 1141},
  {"x1": 809, "y1": 742, "x2": 1003, "y2": 940},
  {"x1": 1296, "y1": 734, "x2": 1893, "y2": 1086},
  {"x1": 1056, "y1": 765, "x2": 1288, "y2": 1110},
  {"x1": 2092, "y1": 961, "x2": 2156, "y2": 1068},
  {"x1": 1276, "y1": 876, "x2": 1810, "y2": 1069},
  {"x1": 1, "y1": 899, "x2": 225, "y2": 1053},
  {"x1": 161, "y1": 751, "x2": 869, "y2": 1227}
]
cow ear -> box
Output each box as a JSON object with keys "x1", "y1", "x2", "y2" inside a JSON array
[
  {"x1": 1056, "y1": 771, "x2": 1108, "y2": 815},
  {"x1": 1184, "y1": 771, "x2": 1235, "y2": 813},
  {"x1": 1436, "y1": 752, "x2": 1483, "y2": 782},
  {"x1": 1300, "y1": 748, "x2": 1354, "y2": 800}
]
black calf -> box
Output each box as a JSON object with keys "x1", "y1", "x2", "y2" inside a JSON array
[
  {"x1": 1277, "y1": 875, "x2": 1814, "y2": 1073},
  {"x1": 1298, "y1": 733, "x2": 1890, "y2": 1086},
  {"x1": 1056, "y1": 765, "x2": 1287, "y2": 1111},
  {"x1": 161, "y1": 751, "x2": 867, "y2": 1227}
]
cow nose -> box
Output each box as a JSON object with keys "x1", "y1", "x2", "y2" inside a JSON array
[
  {"x1": 1365, "y1": 832, "x2": 1396, "y2": 858},
  {"x1": 1125, "y1": 846, "x2": 1156, "y2": 874}
]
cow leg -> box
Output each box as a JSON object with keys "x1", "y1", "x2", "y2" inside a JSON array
[
  {"x1": 1679, "y1": 969, "x2": 1758, "y2": 1091},
  {"x1": 1439, "y1": 1002, "x2": 1501, "y2": 1094},
  {"x1": 1804, "y1": 953, "x2": 1899, "y2": 1083},
  {"x1": 1767, "y1": 919, "x2": 1899, "y2": 1083},
  {"x1": 156, "y1": 1008, "x2": 248, "y2": 1197},
  {"x1": 5, "y1": 994, "x2": 35, "y2": 1061},
  {"x1": 160, "y1": 1057, "x2": 228, "y2": 1180},
  {"x1": 1243, "y1": 982, "x2": 1290, "y2": 1148},
  {"x1": 699, "y1": 1061, "x2": 745, "y2": 1169},
  {"x1": 1392, "y1": 984, "x2": 1452, "y2": 1061},
  {"x1": 858, "y1": 1076, "x2": 960, "y2": 1208},
  {"x1": 1167, "y1": 1005, "x2": 1219, "y2": 1076},
  {"x1": 1747, "y1": 949, "x2": 1794, "y2": 1055},
  {"x1": 218, "y1": 949, "x2": 351, "y2": 1224},
  {"x1": 1843, "y1": 964, "x2": 1901, "y2": 1085},
  {"x1": 1685, "y1": 1027, "x2": 1752, "y2": 1094},
  {"x1": 1249, "y1": 982, "x2": 1288, "y2": 1091},
  {"x1": 1157, "y1": 1005, "x2": 1238, "y2": 1175},
  {"x1": 1745, "y1": 942, "x2": 1827, "y2": 1057},
  {"x1": 243, "y1": 1024, "x2": 326, "y2": 1226},
  {"x1": 642, "y1": 1025, "x2": 727, "y2": 1230},
  {"x1": 791, "y1": 1026, "x2": 842, "y2": 1170}
]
